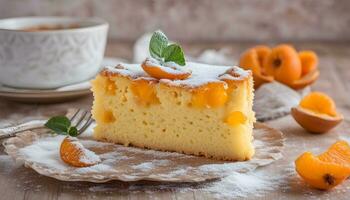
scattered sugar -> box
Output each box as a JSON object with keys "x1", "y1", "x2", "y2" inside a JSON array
[
  {"x1": 198, "y1": 162, "x2": 254, "y2": 174},
  {"x1": 19, "y1": 135, "x2": 67, "y2": 170},
  {"x1": 201, "y1": 169, "x2": 287, "y2": 198},
  {"x1": 104, "y1": 64, "x2": 145, "y2": 78},
  {"x1": 340, "y1": 134, "x2": 350, "y2": 144},
  {"x1": 164, "y1": 168, "x2": 188, "y2": 177},
  {"x1": 69, "y1": 138, "x2": 101, "y2": 165},
  {"x1": 75, "y1": 164, "x2": 114, "y2": 173},
  {"x1": 144, "y1": 57, "x2": 191, "y2": 75},
  {"x1": 132, "y1": 160, "x2": 170, "y2": 171}
]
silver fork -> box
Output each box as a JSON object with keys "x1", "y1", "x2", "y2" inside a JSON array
[{"x1": 0, "y1": 109, "x2": 94, "y2": 140}]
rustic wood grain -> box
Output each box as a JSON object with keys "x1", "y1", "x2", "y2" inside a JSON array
[{"x1": 0, "y1": 42, "x2": 349, "y2": 200}]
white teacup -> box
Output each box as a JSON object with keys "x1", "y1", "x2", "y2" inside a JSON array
[{"x1": 0, "y1": 17, "x2": 109, "y2": 89}]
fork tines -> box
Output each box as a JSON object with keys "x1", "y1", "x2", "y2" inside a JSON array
[{"x1": 70, "y1": 109, "x2": 94, "y2": 135}]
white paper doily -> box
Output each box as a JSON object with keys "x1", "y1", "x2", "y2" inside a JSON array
[{"x1": 3, "y1": 122, "x2": 283, "y2": 183}]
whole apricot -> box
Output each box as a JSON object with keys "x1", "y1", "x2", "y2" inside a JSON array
[{"x1": 264, "y1": 44, "x2": 302, "y2": 86}]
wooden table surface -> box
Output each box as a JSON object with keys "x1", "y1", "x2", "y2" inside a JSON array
[{"x1": 0, "y1": 41, "x2": 350, "y2": 200}]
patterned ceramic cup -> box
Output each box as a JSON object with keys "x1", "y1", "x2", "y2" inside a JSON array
[{"x1": 0, "y1": 17, "x2": 108, "y2": 89}]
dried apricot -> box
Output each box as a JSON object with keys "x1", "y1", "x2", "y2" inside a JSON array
[
  {"x1": 264, "y1": 44, "x2": 302, "y2": 86},
  {"x1": 60, "y1": 137, "x2": 101, "y2": 167},
  {"x1": 295, "y1": 141, "x2": 350, "y2": 190},
  {"x1": 299, "y1": 51, "x2": 318, "y2": 76}
]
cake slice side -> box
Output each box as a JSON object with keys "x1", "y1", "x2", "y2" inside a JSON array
[{"x1": 91, "y1": 65, "x2": 255, "y2": 161}]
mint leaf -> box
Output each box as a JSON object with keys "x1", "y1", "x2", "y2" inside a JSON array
[
  {"x1": 45, "y1": 116, "x2": 79, "y2": 137},
  {"x1": 45, "y1": 116, "x2": 71, "y2": 135},
  {"x1": 68, "y1": 126, "x2": 78, "y2": 137},
  {"x1": 162, "y1": 44, "x2": 186, "y2": 66},
  {"x1": 149, "y1": 30, "x2": 168, "y2": 60}
]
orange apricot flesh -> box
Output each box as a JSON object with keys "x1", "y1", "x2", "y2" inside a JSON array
[
  {"x1": 130, "y1": 79, "x2": 160, "y2": 106},
  {"x1": 295, "y1": 141, "x2": 350, "y2": 190},
  {"x1": 105, "y1": 78, "x2": 117, "y2": 95},
  {"x1": 289, "y1": 69, "x2": 319, "y2": 90},
  {"x1": 225, "y1": 111, "x2": 247, "y2": 126},
  {"x1": 292, "y1": 92, "x2": 342, "y2": 133},
  {"x1": 254, "y1": 73, "x2": 274, "y2": 89},
  {"x1": 264, "y1": 44, "x2": 302, "y2": 86},
  {"x1": 291, "y1": 107, "x2": 343, "y2": 134},
  {"x1": 319, "y1": 141, "x2": 350, "y2": 165},
  {"x1": 141, "y1": 61, "x2": 191, "y2": 80},
  {"x1": 254, "y1": 45, "x2": 271, "y2": 73},
  {"x1": 191, "y1": 82, "x2": 228, "y2": 108},
  {"x1": 299, "y1": 51, "x2": 318, "y2": 76},
  {"x1": 239, "y1": 46, "x2": 273, "y2": 89},
  {"x1": 60, "y1": 137, "x2": 101, "y2": 167},
  {"x1": 239, "y1": 47, "x2": 262, "y2": 75},
  {"x1": 299, "y1": 92, "x2": 337, "y2": 117}
]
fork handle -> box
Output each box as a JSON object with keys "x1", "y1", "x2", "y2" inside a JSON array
[{"x1": 0, "y1": 120, "x2": 46, "y2": 140}]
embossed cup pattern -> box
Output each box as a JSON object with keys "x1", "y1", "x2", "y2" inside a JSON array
[{"x1": 0, "y1": 17, "x2": 108, "y2": 89}]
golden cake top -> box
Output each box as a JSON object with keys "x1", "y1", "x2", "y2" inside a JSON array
[{"x1": 100, "y1": 58, "x2": 251, "y2": 89}]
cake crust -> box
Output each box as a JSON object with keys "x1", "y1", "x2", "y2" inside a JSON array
[{"x1": 100, "y1": 62, "x2": 252, "y2": 90}]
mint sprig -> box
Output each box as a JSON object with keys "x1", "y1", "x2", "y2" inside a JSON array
[
  {"x1": 45, "y1": 116, "x2": 78, "y2": 137},
  {"x1": 149, "y1": 30, "x2": 186, "y2": 66},
  {"x1": 149, "y1": 31, "x2": 168, "y2": 60}
]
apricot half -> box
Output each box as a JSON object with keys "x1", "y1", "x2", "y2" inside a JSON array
[
  {"x1": 141, "y1": 58, "x2": 191, "y2": 80},
  {"x1": 289, "y1": 69, "x2": 320, "y2": 90},
  {"x1": 264, "y1": 44, "x2": 302, "y2": 86},
  {"x1": 299, "y1": 51, "x2": 318, "y2": 76},
  {"x1": 239, "y1": 45, "x2": 274, "y2": 89},
  {"x1": 291, "y1": 92, "x2": 343, "y2": 133},
  {"x1": 295, "y1": 141, "x2": 350, "y2": 190},
  {"x1": 300, "y1": 92, "x2": 337, "y2": 117},
  {"x1": 60, "y1": 137, "x2": 101, "y2": 167}
]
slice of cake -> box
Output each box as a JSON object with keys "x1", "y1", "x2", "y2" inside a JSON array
[{"x1": 91, "y1": 31, "x2": 255, "y2": 161}]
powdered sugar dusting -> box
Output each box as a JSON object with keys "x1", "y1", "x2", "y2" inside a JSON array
[
  {"x1": 102, "y1": 59, "x2": 250, "y2": 88},
  {"x1": 132, "y1": 160, "x2": 170, "y2": 171},
  {"x1": 144, "y1": 57, "x2": 191, "y2": 75},
  {"x1": 18, "y1": 135, "x2": 67, "y2": 170},
  {"x1": 202, "y1": 170, "x2": 286, "y2": 198},
  {"x1": 69, "y1": 138, "x2": 101, "y2": 165}
]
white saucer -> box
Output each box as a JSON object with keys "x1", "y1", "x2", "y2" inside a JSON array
[{"x1": 0, "y1": 57, "x2": 127, "y2": 103}]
